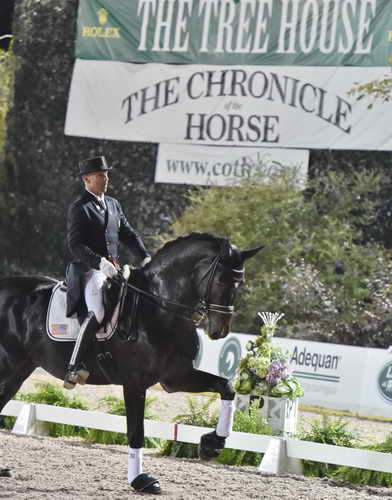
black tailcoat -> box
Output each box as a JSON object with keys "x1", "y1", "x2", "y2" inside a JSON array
[{"x1": 66, "y1": 190, "x2": 149, "y2": 317}]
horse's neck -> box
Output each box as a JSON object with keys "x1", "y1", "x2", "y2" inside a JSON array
[{"x1": 149, "y1": 253, "x2": 204, "y2": 302}]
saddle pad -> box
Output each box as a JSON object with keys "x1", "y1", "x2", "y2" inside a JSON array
[{"x1": 46, "y1": 282, "x2": 119, "y2": 342}]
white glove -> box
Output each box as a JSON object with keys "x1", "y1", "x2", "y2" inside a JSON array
[
  {"x1": 140, "y1": 255, "x2": 152, "y2": 268},
  {"x1": 99, "y1": 257, "x2": 118, "y2": 278},
  {"x1": 122, "y1": 264, "x2": 131, "y2": 281}
]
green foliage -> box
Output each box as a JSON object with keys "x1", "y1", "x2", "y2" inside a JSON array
[
  {"x1": 0, "y1": 45, "x2": 14, "y2": 176},
  {"x1": 0, "y1": 415, "x2": 16, "y2": 430},
  {"x1": 299, "y1": 416, "x2": 358, "y2": 477},
  {"x1": 85, "y1": 395, "x2": 160, "y2": 448},
  {"x1": 163, "y1": 170, "x2": 392, "y2": 345},
  {"x1": 159, "y1": 396, "x2": 272, "y2": 466},
  {"x1": 333, "y1": 434, "x2": 392, "y2": 487}
]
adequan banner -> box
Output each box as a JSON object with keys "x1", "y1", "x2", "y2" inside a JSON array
[
  {"x1": 155, "y1": 144, "x2": 309, "y2": 186},
  {"x1": 195, "y1": 331, "x2": 392, "y2": 418},
  {"x1": 76, "y1": 0, "x2": 392, "y2": 67},
  {"x1": 65, "y1": 60, "x2": 392, "y2": 150}
]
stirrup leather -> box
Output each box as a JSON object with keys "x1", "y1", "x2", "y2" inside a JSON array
[{"x1": 63, "y1": 311, "x2": 98, "y2": 389}]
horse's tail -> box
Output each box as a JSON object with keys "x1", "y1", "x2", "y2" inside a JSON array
[{"x1": 0, "y1": 275, "x2": 58, "y2": 300}]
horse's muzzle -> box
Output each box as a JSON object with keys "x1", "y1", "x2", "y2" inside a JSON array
[{"x1": 206, "y1": 316, "x2": 232, "y2": 340}]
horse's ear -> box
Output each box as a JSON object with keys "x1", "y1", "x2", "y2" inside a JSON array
[{"x1": 240, "y1": 245, "x2": 264, "y2": 262}]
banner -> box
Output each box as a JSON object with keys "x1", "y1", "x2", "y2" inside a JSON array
[
  {"x1": 65, "y1": 60, "x2": 392, "y2": 150},
  {"x1": 155, "y1": 144, "x2": 309, "y2": 186},
  {"x1": 76, "y1": 0, "x2": 392, "y2": 67},
  {"x1": 195, "y1": 331, "x2": 392, "y2": 418}
]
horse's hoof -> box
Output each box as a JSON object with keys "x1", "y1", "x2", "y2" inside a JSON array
[
  {"x1": 131, "y1": 473, "x2": 161, "y2": 494},
  {"x1": 0, "y1": 468, "x2": 13, "y2": 478},
  {"x1": 199, "y1": 431, "x2": 226, "y2": 461}
]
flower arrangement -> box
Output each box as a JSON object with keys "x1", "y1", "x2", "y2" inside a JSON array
[{"x1": 234, "y1": 312, "x2": 304, "y2": 400}]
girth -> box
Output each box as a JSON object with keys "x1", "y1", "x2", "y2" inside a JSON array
[{"x1": 101, "y1": 266, "x2": 139, "y2": 342}]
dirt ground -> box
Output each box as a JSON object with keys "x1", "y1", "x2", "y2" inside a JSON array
[
  {"x1": 1, "y1": 431, "x2": 392, "y2": 499},
  {"x1": 1, "y1": 370, "x2": 392, "y2": 499}
]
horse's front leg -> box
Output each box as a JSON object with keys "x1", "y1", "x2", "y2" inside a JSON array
[
  {"x1": 123, "y1": 385, "x2": 161, "y2": 495},
  {"x1": 161, "y1": 368, "x2": 235, "y2": 461}
]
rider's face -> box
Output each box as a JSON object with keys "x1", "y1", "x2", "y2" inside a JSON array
[{"x1": 84, "y1": 171, "x2": 109, "y2": 196}]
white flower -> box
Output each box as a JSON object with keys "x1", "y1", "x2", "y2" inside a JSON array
[{"x1": 257, "y1": 311, "x2": 284, "y2": 328}]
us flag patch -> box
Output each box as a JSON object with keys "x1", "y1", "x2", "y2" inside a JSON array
[{"x1": 50, "y1": 323, "x2": 68, "y2": 335}]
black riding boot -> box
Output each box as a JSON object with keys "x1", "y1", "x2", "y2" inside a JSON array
[{"x1": 64, "y1": 311, "x2": 99, "y2": 390}]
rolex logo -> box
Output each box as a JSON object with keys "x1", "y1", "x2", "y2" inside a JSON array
[
  {"x1": 82, "y1": 8, "x2": 121, "y2": 38},
  {"x1": 97, "y1": 8, "x2": 108, "y2": 25},
  {"x1": 82, "y1": 7, "x2": 121, "y2": 39}
]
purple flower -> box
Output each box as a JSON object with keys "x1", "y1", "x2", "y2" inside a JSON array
[
  {"x1": 266, "y1": 360, "x2": 290, "y2": 385},
  {"x1": 281, "y1": 365, "x2": 291, "y2": 380}
]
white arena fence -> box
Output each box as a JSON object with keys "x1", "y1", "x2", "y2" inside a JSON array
[{"x1": 2, "y1": 400, "x2": 392, "y2": 475}]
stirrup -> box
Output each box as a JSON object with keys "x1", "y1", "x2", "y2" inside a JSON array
[
  {"x1": 63, "y1": 367, "x2": 90, "y2": 390},
  {"x1": 67, "y1": 368, "x2": 90, "y2": 384},
  {"x1": 63, "y1": 375, "x2": 76, "y2": 390},
  {"x1": 73, "y1": 368, "x2": 90, "y2": 385}
]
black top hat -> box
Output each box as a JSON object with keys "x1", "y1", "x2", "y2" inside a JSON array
[{"x1": 78, "y1": 156, "x2": 112, "y2": 176}]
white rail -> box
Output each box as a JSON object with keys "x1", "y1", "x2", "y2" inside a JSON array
[{"x1": 2, "y1": 400, "x2": 391, "y2": 474}]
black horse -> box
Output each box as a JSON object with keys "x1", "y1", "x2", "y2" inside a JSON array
[{"x1": 0, "y1": 233, "x2": 262, "y2": 493}]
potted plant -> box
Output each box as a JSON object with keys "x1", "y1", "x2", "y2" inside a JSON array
[{"x1": 234, "y1": 312, "x2": 304, "y2": 435}]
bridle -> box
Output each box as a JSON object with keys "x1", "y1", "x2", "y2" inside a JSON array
[
  {"x1": 193, "y1": 254, "x2": 244, "y2": 324},
  {"x1": 115, "y1": 252, "x2": 245, "y2": 326}
]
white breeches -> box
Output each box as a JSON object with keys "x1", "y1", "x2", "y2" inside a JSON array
[{"x1": 84, "y1": 270, "x2": 107, "y2": 324}]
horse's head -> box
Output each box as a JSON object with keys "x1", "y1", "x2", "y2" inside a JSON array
[
  {"x1": 193, "y1": 240, "x2": 263, "y2": 340},
  {"x1": 148, "y1": 233, "x2": 263, "y2": 340}
]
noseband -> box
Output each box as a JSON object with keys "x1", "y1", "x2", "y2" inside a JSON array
[{"x1": 118, "y1": 252, "x2": 244, "y2": 326}]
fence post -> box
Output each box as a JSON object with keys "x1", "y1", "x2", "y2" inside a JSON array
[
  {"x1": 11, "y1": 403, "x2": 48, "y2": 437},
  {"x1": 236, "y1": 394, "x2": 303, "y2": 475},
  {"x1": 258, "y1": 437, "x2": 287, "y2": 474}
]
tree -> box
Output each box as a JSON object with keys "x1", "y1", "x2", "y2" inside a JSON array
[
  {"x1": 162, "y1": 170, "x2": 392, "y2": 347},
  {"x1": 0, "y1": 44, "x2": 14, "y2": 171}
]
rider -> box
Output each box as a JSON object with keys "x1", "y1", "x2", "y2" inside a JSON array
[{"x1": 64, "y1": 155, "x2": 151, "y2": 389}]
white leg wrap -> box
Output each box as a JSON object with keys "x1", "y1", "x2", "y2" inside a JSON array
[
  {"x1": 127, "y1": 448, "x2": 143, "y2": 483},
  {"x1": 216, "y1": 399, "x2": 234, "y2": 438}
]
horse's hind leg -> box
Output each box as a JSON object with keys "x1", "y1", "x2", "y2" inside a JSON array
[
  {"x1": 0, "y1": 359, "x2": 35, "y2": 412},
  {"x1": 0, "y1": 358, "x2": 34, "y2": 477}
]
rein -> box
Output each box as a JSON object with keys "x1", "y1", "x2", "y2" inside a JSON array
[{"x1": 114, "y1": 254, "x2": 244, "y2": 326}]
